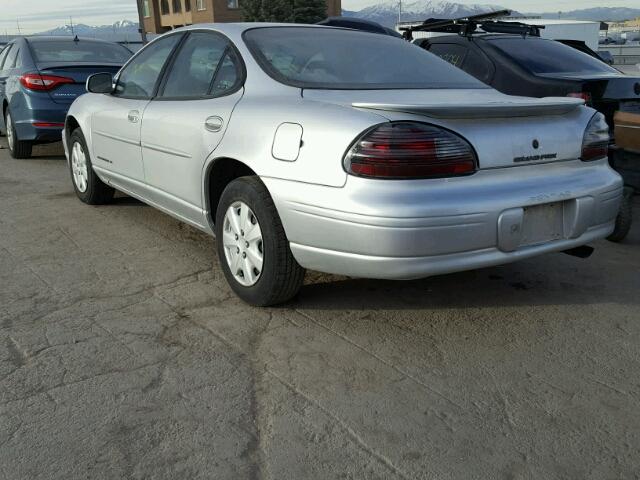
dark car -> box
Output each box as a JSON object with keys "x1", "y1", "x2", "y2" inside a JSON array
[
  {"x1": 414, "y1": 34, "x2": 640, "y2": 129},
  {"x1": 0, "y1": 37, "x2": 131, "y2": 158}
]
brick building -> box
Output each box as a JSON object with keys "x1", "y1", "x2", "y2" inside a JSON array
[{"x1": 141, "y1": 0, "x2": 342, "y2": 34}]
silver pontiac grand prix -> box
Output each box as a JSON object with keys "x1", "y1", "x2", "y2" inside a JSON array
[{"x1": 63, "y1": 24, "x2": 623, "y2": 306}]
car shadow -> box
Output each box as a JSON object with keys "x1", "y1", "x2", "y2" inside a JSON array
[{"x1": 289, "y1": 245, "x2": 640, "y2": 310}]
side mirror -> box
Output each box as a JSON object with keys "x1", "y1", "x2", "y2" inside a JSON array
[{"x1": 86, "y1": 73, "x2": 114, "y2": 94}]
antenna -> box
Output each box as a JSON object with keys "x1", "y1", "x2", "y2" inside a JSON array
[
  {"x1": 68, "y1": 16, "x2": 75, "y2": 36},
  {"x1": 16, "y1": 18, "x2": 22, "y2": 35},
  {"x1": 398, "y1": 0, "x2": 402, "y2": 26}
]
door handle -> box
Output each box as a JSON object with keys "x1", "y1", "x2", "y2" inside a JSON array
[
  {"x1": 127, "y1": 110, "x2": 140, "y2": 123},
  {"x1": 204, "y1": 116, "x2": 224, "y2": 133}
]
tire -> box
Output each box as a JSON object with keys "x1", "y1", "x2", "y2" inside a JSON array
[
  {"x1": 5, "y1": 109, "x2": 32, "y2": 159},
  {"x1": 215, "y1": 176, "x2": 305, "y2": 306},
  {"x1": 68, "y1": 128, "x2": 114, "y2": 205},
  {"x1": 607, "y1": 186, "x2": 634, "y2": 243}
]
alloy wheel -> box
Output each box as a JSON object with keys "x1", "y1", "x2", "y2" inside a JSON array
[
  {"x1": 6, "y1": 112, "x2": 14, "y2": 151},
  {"x1": 222, "y1": 201, "x2": 264, "y2": 287},
  {"x1": 71, "y1": 141, "x2": 89, "y2": 193}
]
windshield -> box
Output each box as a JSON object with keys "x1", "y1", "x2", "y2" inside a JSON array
[
  {"x1": 487, "y1": 37, "x2": 618, "y2": 75},
  {"x1": 29, "y1": 40, "x2": 132, "y2": 64},
  {"x1": 244, "y1": 27, "x2": 488, "y2": 90}
]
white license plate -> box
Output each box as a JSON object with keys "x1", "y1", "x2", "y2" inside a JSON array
[{"x1": 521, "y1": 203, "x2": 564, "y2": 246}]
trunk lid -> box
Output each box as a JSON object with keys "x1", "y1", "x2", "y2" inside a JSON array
[
  {"x1": 304, "y1": 89, "x2": 590, "y2": 169},
  {"x1": 537, "y1": 72, "x2": 640, "y2": 128},
  {"x1": 36, "y1": 63, "x2": 122, "y2": 105}
]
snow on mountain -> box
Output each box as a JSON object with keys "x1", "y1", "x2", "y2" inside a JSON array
[
  {"x1": 343, "y1": 0, "x2": 506, "y2": 27},
  {"x1": 39, "y1": 20, "x2": 141, "y2": 41}
]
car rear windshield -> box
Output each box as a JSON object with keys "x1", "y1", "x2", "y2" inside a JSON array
[
  {"x1": 487, "y1": 37, "x2": 618, "y2": 75},
  {"x1": 29, "y1": 40, "x2": 132, "y2": 64},
  {"x1": 243, "y1": 27, "x2": 488, "y2": 89}
]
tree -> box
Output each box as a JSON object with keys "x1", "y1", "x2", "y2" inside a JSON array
[
  {"x1": 240, "y1": 0, "x2": 327, "y2": 24},
  {"x1": 292, "y1": 0, "x2": 327, "y2": 24}
]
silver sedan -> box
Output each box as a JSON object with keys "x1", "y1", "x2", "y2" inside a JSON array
[{"x1": 63, "y1": 24, "x2": 623, "y2": 306}]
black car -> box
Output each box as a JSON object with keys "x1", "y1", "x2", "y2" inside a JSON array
[{"x1": 413, "y1": 34, "x2": 640, "y2": 130}]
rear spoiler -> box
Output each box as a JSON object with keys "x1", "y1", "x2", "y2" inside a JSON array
[{"x1": 352, "y1": 97, "x2": 584, "y2": 119}]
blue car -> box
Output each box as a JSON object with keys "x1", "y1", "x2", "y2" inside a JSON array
[{"x1": 0, "y1": 36, "x2": 132, "y2": 158}]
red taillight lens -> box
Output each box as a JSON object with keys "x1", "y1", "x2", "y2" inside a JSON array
[
  {"x1": 567, "y1": 92, "x2": 592, "y2": 104},
  {"x1": 581, "y1": 113, "x2": 609, "y2": 161},
  {"x1": 344, "y1": 122, "x2": 477, "y2": 179},
  {"x1": 20, "y1": 73, "x2": 74, "y2": 91}
]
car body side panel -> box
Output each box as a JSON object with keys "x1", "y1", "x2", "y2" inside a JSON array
[
  {"x1": 140, "y1": 89, "x2": 245, "y2": 227},
  {"x1": 205, "y1": 95, "x2": 387, "y2": 188}
]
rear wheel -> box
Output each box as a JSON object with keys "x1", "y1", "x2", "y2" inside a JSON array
[
  {"x1": 607, "y1": 186, "x2": 634, "y2": 242},
  {"x1": 5, "y1": 110, "x2": 32, "y2": 159},
  {"x1": 68, "y1": 128, "x2": 114, "y2": 205},
  {"x1": 215, "y1": 176, "x2": 305, "y2": 306}
]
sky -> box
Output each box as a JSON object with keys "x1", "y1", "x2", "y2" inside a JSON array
[{"x1": 1, "y1": 0, "x2": 638, "y2": 34}]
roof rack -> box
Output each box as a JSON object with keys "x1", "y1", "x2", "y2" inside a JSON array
[{"x1": 399, "y1": 10, "x2": 544, "y2": 40}]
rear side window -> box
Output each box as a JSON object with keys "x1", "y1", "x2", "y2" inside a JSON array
[
  {"x1": 29, "y1": 40, "x2": 131, "y2": 64},
  {"x1": 428, "y1": 43, "x2": 468, "y2": 68},
  {"x1": 4, "y1": 46, "x2": 19, "y2": 69},
  {"x1": 114, "y1": 34, "x2": 183, "y2": 99},
  {"x1": 0, "y1": 45, "x2": 12, "y2": 70},
  {"x1": 244, "y1": 27, "x2": 487, "y2": 90},
  {"x1": 488, "y1": 37, "x2": 618, "y2": 75},
  {"x1": 160, "y1": 32, "x2": 241, "y2": 99}
]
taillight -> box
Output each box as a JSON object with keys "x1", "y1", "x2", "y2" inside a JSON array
[
  {"x1": 20, "y1": 73, "x2": 74, "y2": 91},
  {"x1": 581, "y1": 113, "x2": 609, "y2": 161},
  {"x1": 343, "y1": 122, "x2": 477, "y2": 179},
  {"x1": 567, "y1": 92, "x2": 592, "y2": 105}
]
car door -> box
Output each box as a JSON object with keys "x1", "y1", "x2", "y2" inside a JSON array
[
  {"x1": 90, "y1": 33, "x2": 183, "y2": 194},
  {"x1": 140, "y1": 31, "x2": 244, "y2": 228},
  {"x1": 0, "y1": 44, "x2": 14, "y2": 132}
]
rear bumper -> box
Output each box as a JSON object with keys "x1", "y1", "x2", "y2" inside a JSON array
[
  {"x1": 11, "y1": 92, "x2": 67, "y2": 143},
  {"x1": 262, "y1": 159, "x2": 623, "y2": 279}
]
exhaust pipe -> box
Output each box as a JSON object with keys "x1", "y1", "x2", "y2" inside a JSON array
[{"x1": 562, "y1": 245, "x2": 594, "y2": 259}]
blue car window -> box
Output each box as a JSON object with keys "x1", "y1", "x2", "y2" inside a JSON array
[
  {"x1": 0, "y1": 45, "x2": 12, "y2": 70},
  {"x1": 4, "y1": 45, "x2": 18, "y2": 70}
]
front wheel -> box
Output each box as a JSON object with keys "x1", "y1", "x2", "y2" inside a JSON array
[{"x1": 215, "y1": 176, "x2": 305, "y2": 306}]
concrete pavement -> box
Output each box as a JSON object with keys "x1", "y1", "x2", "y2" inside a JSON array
[{"x1": 1, "y1": 140, "x2": 639, "y2": 479}]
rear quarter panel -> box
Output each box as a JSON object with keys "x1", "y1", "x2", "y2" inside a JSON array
[{"x1": 208, "y1": 95, "x2": 388, "y2": 188}]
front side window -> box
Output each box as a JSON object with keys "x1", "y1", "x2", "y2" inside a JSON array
[
  {"x1": 244, "y1": 27, "x2": 487, "y2": 90},
  {"x1": 161, "y1": 32, "x2": 240, "y2": 98},
  {"x1": 29, "y1": 40, "x2": 131, "y2": 64},
  {"x1": 487, "y1": 37, "x2": 619, "y2": 75},
  {"x1": 114, "y1": 34, "x2": 182, "y2": 99}
]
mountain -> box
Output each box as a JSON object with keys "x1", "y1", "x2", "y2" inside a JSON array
[
  {"x1": 344, "y1": 2, "x2": 640, "y2": 26},
  {"x1": 38, "y1": 20, "x2": 140, "y2": 41},
  {"x1": 527, "y1": 7, "x2": 640, "y2": 22},
  {"x1": 343, "y1": 0, "x2": 506, "y2": 27}
]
